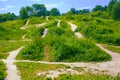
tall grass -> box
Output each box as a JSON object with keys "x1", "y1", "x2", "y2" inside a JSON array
[
  {"x1": 0, "y1": 20, "x2": 26, "y2": 40},
  {"x1": 73, "y1": 16, "x2": 120, "y2": 46},
  {"x1": 29, "y1": 17, "x2": 46, "y2": 25},
  {"x1": 0, "y1": 61, "x2": 6, "y2": 80}
]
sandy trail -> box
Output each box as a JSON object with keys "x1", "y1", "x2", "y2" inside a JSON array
[
  {"x1": 20, "y1": 19, "x2": 30, "y2": 29},
  {"x1": 35, "y1": 23, "x2": 46, "y2": 28},
  {"x1": 46, "y1": 16, "x2": 49, "y2": 21},
  {"x1": 42, "y1": 28, "x2": 48, "y2": 38},
  {"x1": 57, "y1": 20, "x2": 61, "y2": 27},
  {"x1": 22, "y1": 35, "x2": 26, "y2": 39},
  {"x1": 68, "y1": 22, "x2": 83, "y2": 38},
  {"x1": 2, "y1": 47, "x2": 23, "y2": 80}
]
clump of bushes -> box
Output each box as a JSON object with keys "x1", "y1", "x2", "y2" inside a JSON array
[
  {"x1": 29, "y1": 17, "x2": 46, "y2": 25},
  {"x1": 45, "y1": 35, "x2": 111, "y2": 62},
  {"x1": 0, "y1": 20, "x2": 26, "y2": 40},
  {"x1": 17, "y1": 38, "x2": 44, "y2": 60},
  {"x1": 75, "y1": 18, "x2": 120, "y2": 46}
]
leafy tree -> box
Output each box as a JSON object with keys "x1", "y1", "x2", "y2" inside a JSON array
[
  {"x1": 107, "y1": 0, "x2": 118, "y2": 16},
  {"x1": 0, "y1": 13, "x2": 17, "y2": 22},
  {"x1": 26, "y1": 6, "x2": 33, "y2": 17},
  {"x1": 50, "y1": 8, "x2": 60, "y2": 16},
  {"x1": 112, "y1": 2, "x2": 120, "y2": 20},
  {"x1": 45, "y1": 11, "x2": 50, "y2": 16},
  {"x1": 19, "y1": 7, "x2": 28, "y2": 19},
  {"x1": 66, "y1": 8, "x2": 77, "y2": 15},
  {"x1": 92, "y1": 5, "x2": 107, "y2": 11},
  {"x1": 81, "y1": 9, "x2": 90, "y2": 14},
  {"x1": 32, "y1": 4, "x2": 46, "y2": 16},
  {"x1": 70, "y1": 8, "x2": 76, "y2": 14}
]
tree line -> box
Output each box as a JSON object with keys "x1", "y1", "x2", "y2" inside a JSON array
[
  {"x1": 0, "y1": 0, "x2": 120, "y2": 22},
  {"x1": 19, "y1": 4, "x2": 60, "y2": 19}
]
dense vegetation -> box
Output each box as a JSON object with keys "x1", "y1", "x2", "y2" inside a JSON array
[
  {"x1": 0, "y1": 13, "x2": 17, "y2": 23},
  {"x1": 17, "y1": 20, "x2": 111, "y2": 62},
  {"x1": 0, "y1": 61, "x2": 6, "y2": 80},
  {"x1": 71, "y1": 16, "x2": 120, "y2": 46},
  {"x1": 0, "y1": 19, "x2": 26, "y2": 40},
  {"x1": 0, "y1": 0, "x2": 120, "y2": 79}
]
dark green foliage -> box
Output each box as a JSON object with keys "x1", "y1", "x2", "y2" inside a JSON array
[
  {"x1": 50, "y1": 8, "x2": 60, "y2": 16},
  {"x1": 20, "y1": 7, "x2": 29, "y2": 19},
  {"x1": 0, "y1": 62, "x2": 6, "y2": 80},
  {"x1": 39, "y1": 27, "x2": 45, "y2": 36},
  {"x1": 0, "y1": 13, "x2": 17, "y2": 23},
  {"x1": 112, "y1": 2, "x2": 120, "y2": 20},
  {"x1": 32, "y1": 4, "x2": 46, "y2": 16},
  {"x1": 17, "y1": 38, "x2": 44, "y2": 60},
  {"x1": 107, "y1": 0, "x2": 118, "y2": 16},
  {"x1": 92, "y1": 5, "x2": 107, "y2": 11}
]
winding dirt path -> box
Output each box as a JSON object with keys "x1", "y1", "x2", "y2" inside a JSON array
[
  {"x1": 20, "y1": 19, "x2": 30, "y2": 29},
  {"x1": 1, "y1": 22, "x2": 120, "y2": 80},
  {"x1": 42, "y1": 28, "x2": 48, "y2": 38},
  {"x1": 2, "y1": 47, "x2": 23, "y2": 80},
  {"x1": 46, "y1": 16, "x2": 49, "y2": 21},
  {"x1": 57, "y1": 20, "x2": 61, "y2": 27},
  {"x1": 68, "y1": 22, "x2": 83, "y2": 38},
  {"x1": 35, "y1": 23, "x2": 46, "y2": 28}
]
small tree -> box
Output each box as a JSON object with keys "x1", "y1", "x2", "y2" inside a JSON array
[
  {"x1": 112, "y1": 2, "x2": 120, "y2": 20},
  {"x1": 19, "y1": 7, "x2": 28, "y2": 19},
  {"x1": 50, "y1": 8, "x2": 60, "y2": 16}
]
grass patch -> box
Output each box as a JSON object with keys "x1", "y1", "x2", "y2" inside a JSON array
[
  {"x1": 0, "y1": 19, "x2": 26, "y2": 40},
  {"x1": 56, "y1": 74, "x2": 120, "y2": 80},
  {"x1": 17, "y1": 20, "x2": 111, "y2": 62},
  {"x1": 16, "y1": 38, "x2": 44, "y2": 60},
  {"x1": 71, "y1": 16, "x2": 120, "y2": 46},
  {"x1": 29, "y1": 17, "x2": 46, "y2": 25},
  {"x1": 0, "y1": 61, "x2": 6, "y2": 80},
  {"x1": 0, "y1": 53, "x2": 8, "y2": 59},
  {"x1": 15, "y1": 62, "x2": 68, "y2": 80},
  {"x1": 0, "y1": 41, "x2": 27, "y2": 53},
  {"x1": 103, "y1": 44, "x2": 120, "y2": 53}
]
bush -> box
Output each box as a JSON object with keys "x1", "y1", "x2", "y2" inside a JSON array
[
  {"x1": 17, "y1": 38, "x2": 44, "y2": 60},
  {"x1": 0, "y1": 20, "x2": 26, "y2": 40},
  {"x1": 45, "y1": 35, "x2": 111, "y2": 62}
]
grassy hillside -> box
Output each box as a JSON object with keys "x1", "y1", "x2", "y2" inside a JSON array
[
  {"x1": 67, "y1": 15, "x2": 120, "y2": 46},
  {"x1": 0, "y1": 19, "x2": 26, "y2": 40},
  {"x1": 17, "y1": 20, "x2": 111, "y2": 62}
]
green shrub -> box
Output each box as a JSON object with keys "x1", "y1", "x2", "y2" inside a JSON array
[
  {"x1": 48, "y1": 27, "x2": 65, "y2": 36},
  {"x1": 29, "y1": 17, "x2": 46, "y2": 25},
  {"x1": 45, "y1": 35, "x2": 111, "y2": 62},
  {"x1": 17, "y1": 38, "x2": 44, "y2": 60},
  {"x1": 0, "y1": 20, "x2": 26, "y2": 40}
]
